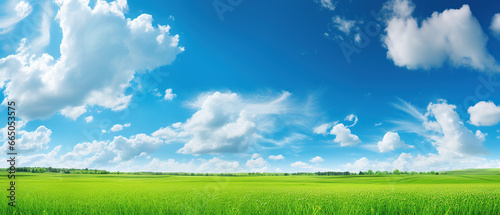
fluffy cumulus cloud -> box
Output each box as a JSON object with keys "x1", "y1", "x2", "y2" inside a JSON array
[
  {"x1": 17, "y1": 145, "x2": 62, "y2": 167},
  {"x1": 425, "y1": 101, "x2": 487, "y2": 157},
  {"x1": 291, "y1": 161, "x2": 312, "y2": 169},
  {"x1": 163, "y1": 88, "x2": 176, "y2": 101},
  {"x1": 382, "y1": 0, "x2": 499, "y2": 71},
  {"x1": 314, "y1": 114, "x2": 360, "y2": 146},
  {"x1": 246, "y1": 155, "x2": 269, "y2": 172},
  {"x1": 0, "y1": 0, "x2": 32, "y2": 34},
  {"x1": 318, "y1": 0, "x2": 335, "y2": 11},
  {"x1": 364, "y1": 99, "x2": 500, "y2": 172},
  {"x1": 475, "y1": 130, "x2": 487, "y2": 141},
  {"x1": 344, "y1": 153, "x2": 500, "y2": 173},
  {"x1": 107, "y1": 134, "x2": 162, "y2": 162},
  {"x1": 491, "y1": 13, "x2": 500, "y2": 38},
  {"x1": 251, "y1": 153, "x2": 260, "y2": 159},
  {"x1": 48, "y1": 132, "x2": 164, "y2": 169},
  {"x1": 268, "y1": 154, "x2": 285, "y2": 160},
  {"x1": 2, "y1": 125, "x2": 51, "y2": 153},
  {"x1": 344, "y1": 157, "x2": 386, "y2": 172},
  {"x1": 330, "y1": 123, "x2": 361, "y2": 147},
  {"x1": 196, "y1": 157, "x2": 242, "y2": 173},
  {"x1": 0, "y1": 0, "x2": 184, "y2": 120},
  {"x1": 136, "y1": 157, "x2": 242, "y2": 173},
  {"x1": 140, "y1": 158, "x2": 196, "y2": 172},
  {"x1": 332, "y1": 16, "x2": 356, "y2": 35},
  {"x1": 313, "y1": 123, "x2": 330, "y2": 135},
  {"x1": 377, "y1": 131, "x2": 414, "y2": 153},
  {"x1": 169, "y1": 91, "x2": 292, "y2": 155},
  {"x1": 310, "y1": 156, "x2": 324, "y2": 162},
  {"x1": 344, "y1": 114, "x2": 358, "y2": 127},
  {"x1": 14, "y1": 139, "x2": 243, "y2": 172},
  {"x1": 468, "y1": 101, "x2": 500, "y2": 126},
  {"x1": 151, "y1": 122, "x2": 186, "y2": 143},
  {"x1": 60, "y1": 106, "x2": 87, "y2": 120},
  {"x1": 344, "y1": 154, "x2": 417, "y2": 172},
  {"x1": 0, "y1": 126, "x2": 246, "y2": 173},
  {"x1": 85, "y1": 116, "x2": 94, "y2": 123},
  {"x1": 110, "y1": 123, "x2": 131, "y2": 132}
]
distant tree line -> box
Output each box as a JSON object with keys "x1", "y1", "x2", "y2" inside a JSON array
[
  {"x1": 8, "y1": 167, "x2": 445, "y2": 176},
  {"x1": 319, "y1": 169, "x2": 443, "y2": 176},
  {"x1": 314, "y1": 171, "x2": 352, "y2": 176},
  {"x1": 13, "y1": 167, "x2": 111, "y2": 174}
]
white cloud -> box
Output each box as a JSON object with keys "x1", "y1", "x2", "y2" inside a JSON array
[
  {"x1": 291, "y1": 161, "x2": 312, "y2": 169},
  {"x1": 110, "y1": 124, "x2": 122, "y2": 132},
  {"x1": 85, "y1": 116, "x2": 94, "y2": 123},
  {"x1": 268, "y1": 154, "x2": 285, "y2": 160},
  {"x1": 151, "y1": 123, "x2": 186, "y2": 143},
  {"x1": 475, "y1": 130, "x2": 487, "y2": 141},
  {"x1": 355, "y1": 101, "x2": 500, "y2": 171},
  {"x1": 426, "y1": 101, "x2": 487, "y2": 157},
  {"x1": 60, "y1": 105, "x2": 87, "y2": 120},
  {"x1": 29, "y1": 0, "x2": 54, "y2": 54},
  {"x1": 0, "y1": 0, "x2": 32, "y2": 34},
  {"x1": 163, "y1": 88, "x2": 176, "y2": 101},
  {"x1": 330, "y1": 123, "x2": 361, "y2": 147},
  {"x1": 354, "y1": 33, "x2": 361, "y2": 44},
  {"x1": 332, "y1": 16, "x2": 356, "y2": 35},
  {"x1": 491, "y1": 13, "x2": 500, "y2": 38},
  {"x1": 153, "y1": 88, "x2": 162, "y2": 97},
  {"x1": 0, "y1": 0, "x2": 184, "y2": 120},
  {"x1": 107, "y1": 134, "x2": 163, "y2": 162},
  {"x1": 468, "y1": 101, "x2": 500, "y2": 126},
  {"x1": 110, "y1": 123, "x2": 130, "y2": 132},
  {"x1": 344, "y1": 153, "x2": 500, "y2": 172},
  {"x1": 244, "y1": 155, "x2": 269, "y2": 171},
  {"x1": 70, "y1": 141, "x2": 108, "y2": 157},
  {"x1": 13, "y1": 141, "x2": 246, "y2": 172},
  {"x1": 385, "y1": 0, "x2": 414, "y2": 17},
  {"x1": 141, "y1": 158, "x2": 196, "y2": 172},
  {"x1": 197, "y1": 157, "x2": 242, "y2": 173},
  {"x1": 392, "y1": 152, "x2": 413, "y2": 171},
  {"x1": 385, "y1": 99, "x2": 494, "y2": 171},
  {"x1": 2, "y1": 125, "x2": 51, "y2": 153},
  {"x1": 345, "y1": 157, "x2": 377, "y2": 172},
  {"x1": 394, "y1": 99, "x2": 488, "y2": 157},
  {"x1": 18, "y1": 145, "x2": 61, "y2": 167},
  {"x1": 377, "y1": 131, "x2": 414, "y2": 153},
  {"x1": 125, "y1": 157, "x2": 240, "y2": 173},
  {"x1": 310, "y1": 156, "x2": 324, "y2": 162},
  {"x1": 313, "y1": 123, "x2": 330, "y2": 135},
  {"x1": 176, "y1": 91, "x2": 292, "y2": 155},
  {"x1": 318, "y1": 0, "x2": 335, "y2": 11},
  {"x1": 383, "y1": 0, "x2": 499, "y2": 71},
  {"x1": 259, "y1": 133, "x2": 307, "y2": 147},
  {"x1": 251, "y1": 153, "x2": 260, "y2": 159},
  {"x1": 246, "y1": 156, "x2": 268, "y2": 171},
  {"x1": 59, "y1": 133, "x2": 164, "y2": 167},
  {"x1": 344, "y1": 114, "x2": 358, "y2": 127}
]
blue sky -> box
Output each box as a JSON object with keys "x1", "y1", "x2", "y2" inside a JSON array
[{"x1": 0, "y1": 0, "x2": 500, "y2": 172}]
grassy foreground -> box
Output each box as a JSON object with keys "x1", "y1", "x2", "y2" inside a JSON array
[{"x1": 1, "y1": 172, "x2": 500, "y2": 214}]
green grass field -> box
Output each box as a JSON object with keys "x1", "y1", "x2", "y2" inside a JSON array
[{"x1": 2, "y1": 171, "x2": 500, "y2": 214}]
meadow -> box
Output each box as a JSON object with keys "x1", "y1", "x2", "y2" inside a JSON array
[{"x1": 1, "y1": 170, "x2": 500, "y2": 214}]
